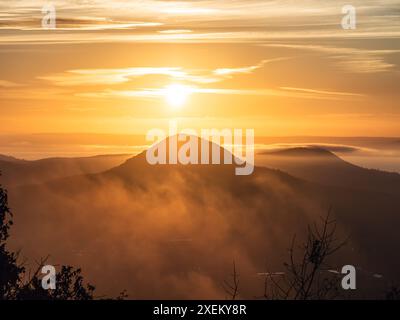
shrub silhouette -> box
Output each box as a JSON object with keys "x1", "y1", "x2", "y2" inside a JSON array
[
  {"x1": 262, "y1": 210, "x2": 346, "y2": 300},
  {"x1": 0, "y1": 181, "x2": 95, "y2": 300}
]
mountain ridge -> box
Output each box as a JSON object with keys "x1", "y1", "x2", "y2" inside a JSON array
[
  {"x1": 258, "y1": 146, "x2": 400, "y2": 195},
  {"x1": 5, "y1": 141, "x2": 400, "y2": 298}
]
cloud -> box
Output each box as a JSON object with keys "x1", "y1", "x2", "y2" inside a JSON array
[
  {"x1": 2, "y1": 29, "x2": 400, "y2": 46},
  {"x1": 213, "y1": 58, "x2": 287, "y2": 77},
  {"x1": 0, "y1": 80, "x2": 21, "y2": 87},
  {"x1": 77, "y1": 86, "x2": 365, "y2": 101},
  {"x1": 264, "y1": 44, "x2": 400, "y2": 73},
  {"x1": 0, "y1": 18, "x2": 162, "y2": 31},
  {"x1": 279, "y1": 87, "x2": 364, "y2": 98},
  {"x1": 38, "y1": 67, "x2": 189, "y2": 86},
  {"x1": 1, "y1": 0, "x2": 400, "y2": 44},
  {"x1": 257, "y1": 143, "x2": 364, "y2": 155},
  {"x1": 0, "y1": 87, "x2": 69, "y2": 100},
  {"x1": 39, "y1": 60, "x2": 277, "y2": 86},
  {"x1": 24, "y1": 60, "x2": 367, "y2": 103},
  {"x1": 158, "y1": 29, "x2": 193, "y2": 34}
]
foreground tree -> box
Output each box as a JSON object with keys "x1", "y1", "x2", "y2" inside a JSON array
[
  {"x1": 223, "y1": 260, "x2": 240, "y2": 300},
  {"x1": 0, "y1": 181, "x2": 95, "y2": 300},
  {"x1": 262, "y1": 210, "x2": 347, "y2": 300},
  {"x1": 0, "y1": 184, "x2": 23, "y2": 299}
]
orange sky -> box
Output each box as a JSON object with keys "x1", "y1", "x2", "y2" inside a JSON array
[{"x1": 1, "y1": 0, "x2": 400, "y2": 138}]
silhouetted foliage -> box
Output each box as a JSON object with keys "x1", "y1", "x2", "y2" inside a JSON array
[
  {"x1": 223, "y1": 260, "x2": 239, "y2": 300},
  {"x1": 262, "y1": 209, "x2": 346, "y2": 300},
  {"x1": 386, "y1": 285, "x2": 400, "y2": 300},
  {"x1": 0, "y1": 181, "x2": 96, "y2": 300},
  {"x1": 0, "y1": 183, "x2": 24, "y2": 299},
  {"x1": 16, "y1": 264, "x2": 96, "y2": 300}
]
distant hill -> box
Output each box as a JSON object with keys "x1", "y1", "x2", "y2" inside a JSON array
[
  {"x1": 258, "y1": 147, "x2": 400, "y2": 196},
  {"x1": 7, "y1": 137, "x2": 400, "y2": 298},
  {"x1": 0, "y1": 154, "x2": 23, "y2": 163},
  {"x1": 0, "y1": 154, "x2": 133, "y2": 187}
]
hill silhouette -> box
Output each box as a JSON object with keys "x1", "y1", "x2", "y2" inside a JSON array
[
  {"x1": 258, "y1": 147, "x2": 400, "y2": 195},
  {"x1": 4, "y1": 138, "x2": 400, "y2": 298},
  {"x1": 0, "y1": 154, "x2": 132, "y2": 187},
  {"x1": 0, "y1": 154, "x2": 21, "y2": 163}
]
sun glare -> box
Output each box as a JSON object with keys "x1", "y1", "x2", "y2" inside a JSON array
[{"x1": 164, "y1": 84, "x2": 191, "y2": 109}]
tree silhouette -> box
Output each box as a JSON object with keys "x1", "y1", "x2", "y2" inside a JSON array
[
  {"x1": 0, "y1": 181, "x2": 96, "y2": 300},
  {"x1": 223, "y1": 260, "x2": 239, "y2": 300},
  {"x1": 262, "y1": 210, "x2": 346, "y2": 300},
  {"x1": 386, "y1": 285, "x2": 400, "y2": 300}
]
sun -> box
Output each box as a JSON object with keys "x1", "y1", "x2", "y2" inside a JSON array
[{"x1": 163, "y1": 84, "x2": 191, "y2": 109}]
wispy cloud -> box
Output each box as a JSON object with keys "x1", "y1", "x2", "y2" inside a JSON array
[
  {"x1": 158, "y1": 29, "x2": 192, "y2": 34},
  {"x1": 279, "y1": 87, "x2": 364, "y2": 97},
  {"x1": 213, "y1": 59, "x2": 288, "y2": 77},
  {"x1": 1, "y1": 0, "x2": 400, "y2": 44},
  {"x1": 77, "y1": 85, "x2": 365, "y2": 101},
  {"x1": 39, "y1": 60, "x2": 278, "y2": 86},
  {"x1": 0, "y1": 18, "x2": 162, "y2": 31},
  {"x1": 0, "y1": 80, "x2": 21, "y2": 87},
  {"x1": 264, "y1": 44, "x2": 400, "y2": 73},
  {"x1": 38, "y1": 67, "x2": 189, "y2": 86}
]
